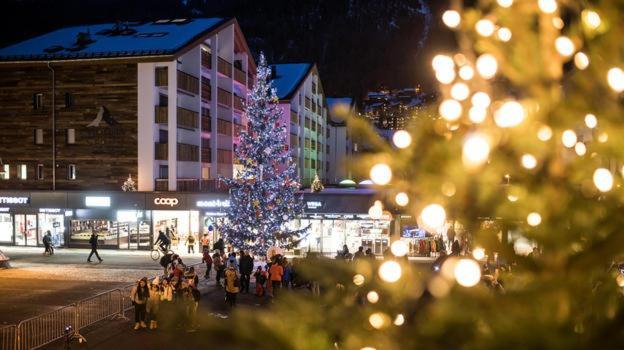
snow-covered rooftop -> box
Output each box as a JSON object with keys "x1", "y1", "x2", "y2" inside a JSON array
[
  {"x1": 0, "y1": 18, "x2": 226, "y2": 61},
  {"x1": 270, "y1": 63, "x2": 312, "y2": 100}
]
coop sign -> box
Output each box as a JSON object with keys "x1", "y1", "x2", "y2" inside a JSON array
[
  {"x1": 154, "y1": 198, "x2": 179, "y2": 207},
  {"x1": 196, "y1": 199, "x2": 230, "y2": 208},
  {"x1": 306, "y1": 201, "x2": 324, "y2": 210},
  {"x1": 0, "y1": 196, "x2": 29, "y2": 205}
]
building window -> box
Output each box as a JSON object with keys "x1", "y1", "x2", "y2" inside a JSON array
[
  {"x1": 68, "y1": 164, "x2": 76, "y2": 180},
  {"x1": 311, "y1": 159, "x2": 316, "y2": 169},
  {"x1": 326, "y1": 161, "x2": 329, "y2": 172},
  {"x1": 64, "y1": 92, "x2": 73, "y2": 108},
  {"x1": 159, "y1": 165, "x2": 168, "y2": 179},
  {"x1": 1, "y1": 164, "x2": 9, "y2": 180},
  {"x1": 33, "y1": 93, "x2": 43, "y2": 110},
  {"x1": 159, "y1": 94, "x2": 168, "y2": 107},
  {"x1": 34, "y1": 129, "x2": 44, "y2": 144},
  {"x1": 66, "y1": 129, "x2": 76, "y2": 144},
  {"x1": 18, "y1": 164, "x2": 27, "y2": 180},
  {"x1": 159, "y1": 129, "x2": 168, "y2": 143},
  {"x1": 326, "y1": 145, "x2": 330, "y2": 154},
  {"x1": 37, "y1": 164, "x2": 44, "y2": 180}
]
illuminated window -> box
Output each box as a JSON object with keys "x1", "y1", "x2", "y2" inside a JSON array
[
  {"x1": 18, "y1": 164, "x2": 27, "y2": 180},
  {"x1": 68, "y1": 164, "x2": 76, "y2": 180}
]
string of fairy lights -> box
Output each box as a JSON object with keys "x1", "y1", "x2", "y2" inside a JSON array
[{"x1": 354, "y1": 1, "x2": 623, "y2": 343}]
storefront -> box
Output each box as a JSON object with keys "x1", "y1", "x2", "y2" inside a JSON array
[{"x1": 0, "y1": 189, "x2": 398, "y2": 254}]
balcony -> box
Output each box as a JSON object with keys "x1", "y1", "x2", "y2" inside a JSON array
[
  {"x1": 177, "y1": 143, "x2": 199, "y2": 162},
  {"x1": 154, "y1": 106, "x2": 199, "y2": 130},
  {"x1": 201, "y1": 77, "x2": 211, "y2": 101},
  {"x1": 217, "y1": 57, "x2": 232, "y2": 78},
  {"x1": 155, "y1": 67, "x2": 167, "y2": 86},
  {"x1": 202, "y1": 147, "x2": 212, "y2": 163},
  {"x1": 233, "y1": 95, "x2": 244, "y2": 111},
  {"x1": 234, "y1": 67, "x2": 246, "y2": 84},
  {"x1": 217, "y1": 88, "x2": 232, "y2": 107},
  {"x1": 201, "y1": 116, "x2": 211, "y2": 132},
  {"x1": 178, "y1": 107, "x2": 199, "y2": 129},
  {"x1": 201, "y1": 50, "x2": 212, "y2": 69},
  {"x1": 155, "y1": 178, "x2": 227, "y2": 192},
  {"x1": 177, "y1": 70, "x2": 199, "y2": 95},
  {"x1": 201, "y1": 179, "x2": 228, "y2": 192},
  {"x1": 155, "y1": 143, "x2": 168, "y2": 160},
  {"x1": 290, "y1": 111, "x2": 299, "y2": 124}
]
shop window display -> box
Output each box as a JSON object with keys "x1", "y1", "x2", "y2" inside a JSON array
[
  {"x1": 70, "y1": 220, "x2": 117, "y2": 246},
  {"x1": 152, "y1": 211, "x2": 198, "y2": 253},
  {"x1": 38, "y1": 213, "x2": 65, "y2": 246},
  {"x1": 15, "y1": 214, "x2": 37, "y2": 246}
]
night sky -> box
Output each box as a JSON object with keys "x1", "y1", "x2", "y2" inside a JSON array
[{"x1": 0, "y1": 0, "x2": 455, "y2": 100}]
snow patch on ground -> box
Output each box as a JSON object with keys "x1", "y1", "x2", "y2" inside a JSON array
[{"x1": 0, "y1": 263, "x2": 161, "y2": 283}]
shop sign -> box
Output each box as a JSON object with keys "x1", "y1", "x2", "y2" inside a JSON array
[
  {"x1": 324, "y1": 214, "x2": 342, "y2": 219},
  {"x1": 53, "y1": 222, "x2": 61, "y2": 228},
  {"x1": 0, "y1": 196, "x2": 29, "y2": 205},
  {"x1": 85, "y1": 196, "x2": 111, "y2": 207},
  {"x1": 0, "y1": 208, "x2": 9, "y2": 212},
  {"x1": 196, "y1": 199, "x2": 230, "y2": 208},
  {"x1": 306, "y1": 201, "x2": 324, "y2": 210},
  {"x1": 40, "y1": 208, "x2": 62, "y2": 213},
  {"x1": 154, "y1": 197, "x2": 180, "y2": 207}
]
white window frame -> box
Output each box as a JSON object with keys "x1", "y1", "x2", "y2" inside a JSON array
[
  {"x1": 68, "y1": 164, "x2": 76, "y2": 180},
  {"x1": 34, "y1": 129, "x2": 43, "y2": 145},
  {"x1": 1, "y1": 164, "x2": 9, "y2": 180},
  {"x1": 18, "y1": 164, "x2": 27, "y2": 180}
]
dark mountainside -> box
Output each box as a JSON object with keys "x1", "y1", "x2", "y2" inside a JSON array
[{"x1": 0, "y1": 0, "x2": 455, "y2": 100}]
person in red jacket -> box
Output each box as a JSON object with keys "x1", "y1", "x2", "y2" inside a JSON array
[
  {"x1": 201, "y1": 247, "x2": 213, "y2": 279},
  {"x1": 269, "y1": 258, "x2": 284, "y2": 297}
]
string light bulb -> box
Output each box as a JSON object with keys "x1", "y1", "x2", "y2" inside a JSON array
[
  {"x1": 463, "y1": 133, "x2": 491, "y2": 168},
  {"x1": 390, "y1": 240, "x2": 409, "y2": 257},
  {"x1": 607, "y1": 68, "x2": 624, "y2": 93},
  {"x1": 395, "y1": 192, "x2": 409, "y2": 206},
  {"x1": 582, "y1": 10, "x2": 601, "y2": 30},
  {"x1": 555, "y1": 36, "x2": 575, "y2": 57},
  {"x1": 472, "y1": 248, "x2": 485, "y2": 260},
  {"x1": 450, "y1": 82, "x2": 470, "y2": 101},
  {"x1": 469, "y1": 106, "x2": 487, "y2": 124},
  {"x1": 575, "y1": 142, "x2": 587, "y2": 156},
  {"x1": 366, "y1": 291, "x2": 379, "y2": 303},
  {"x1": 574, "y1": 52, "x2": 589, "y2": 70},
  {"x1": 459, "y1": 65, "x2": 474, "y2": 80},
  {"x1": 497, "y1": 0, "x2": 513, "y2": 8},
  {"x1": 561, "y1": 130, "x2": 577, "y2": 148},
  {"x1": 585, "y1": 114, "x2": 597, "y2": 129},
  {"x1": 475, "y1": 19, "x2": 495, "y2": 37},
  {"x1": 471, "y1": 92, "x2": 491, "y2": 108},
  {"x1": 392, "y1": 130, "x2": 412, "y2": 148},
  {"x1": 538, "y1": 0, "x2": 557, "y2": 14},
  {"x1": 538, "y1": 125, "x2": 552, "y2": 141},
  {"x1": 454, "y1": 259, "x2": 481, "y2": 287},
  {"x1": 527, "y1": 212, "x2": 542, "y2": 226},
  {"x1": 521, "y1": 154, "x2": 537, "y2": 169},
  {"x1": 497, "y1": 27, "x2": 512, "y2": 42},
  {"x1": 439, "y1": 99, "x2": 463, "y2": 121},
  {"x1": 476, "y1": 54, "x2": 498, "y2": 79},
  {"x1": 442, "y1": 10, "x2": 461, "y2": 28},
  {"x1": 420, "y1": 204, "x2": 447, "y2": 232},
  {"x1": 379, "y1": 261, "x2": 402, "y2": 283},
  {"x1": 494, "y1": 100, "x2": 526, "y2": 128},
  {"x1": 370, "y1": 163, "x2": 392, "y2": 185},
  {"x1": 593, "y1": 168, "x2": 614, "y2": 192}
]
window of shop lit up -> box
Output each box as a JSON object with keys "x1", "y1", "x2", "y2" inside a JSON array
[
  {"x1": 289, "y1": 216, "x2": 391, "y2": 256},
  {"x1": 152, "y1": 210, "x2": 199, "y2": 252},
  {"x1": 0, "y1": 212, "x2": 12, "y2": 242},
  {"x1": 38, "y1": 210, "x2": 65, "y2": 246},
  {"x1": 70, "y1": 211, "x2": 151, "y2": 249}
]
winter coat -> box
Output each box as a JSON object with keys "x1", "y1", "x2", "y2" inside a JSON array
[
  {"x1": 225, "y1": 267, "x2": 240, "y2": 293},
  {"x1": 161, "y1": 285, "x2": 174, "y2": 302},
  {"x1": 269, "y1": 264, "x2": 284, "y2": 282},
  {"x1": 239, "y1": 255, "x2": 254, "y2": 275},
  {"x1": 146, "y1": 287, "x2": 161, "y2": 313},
  {"x1": 130, "y1": 285, "x2": 149, "y2": 305},
  {"x1": 88, "y1": 235, "x2": 98, "y2": 248},
  {"x1": 202, "y1": 251, "x2": 213, "y2": 265}
]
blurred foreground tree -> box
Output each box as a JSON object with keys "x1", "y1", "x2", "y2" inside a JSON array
[{"x1": 201, "y1": 1, "x2": 624, "y2": 349}]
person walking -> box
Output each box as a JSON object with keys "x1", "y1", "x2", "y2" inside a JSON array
[
  {"x1": 353, "y1": 246, "x2": 365, "y2": 260},
  {"x1": 42, "y1": 231, "x2": 53, "y2": 256},
  {"x1": 186, "y1": 233, "x2": 196, "y2": 254},
  {"x1": 269, "y1": 258, "x2": 284, "y2": 297},
  {"x1": 87, "y1": 230, "x2": 102, "y2": 263},
  {"x1": 202, "y1": 247, "x2": 213, "y2": 280},
  {"x1": 239, "y1": 250, "x2": 254, "y2": 293},
  {"x1": 130, "y1": 278, "x2": 150, "y2": 330},
  {"x1": 283, "y1": 258, "x2": 293, "y2": 289},
  {"x1": 147, "y1": 278, "x2": 162, "y2": 329},
  {"x1": 213, "y1": 251, "x2": 224, "y2": 286},
  {"x1": 200, "y1": 233, "x2": 210, "y2": 252},
  {"x1": 224, "y1": 261, "x2": 240, "y2": 307},
  {"x1": 213, "y1": 238, "x2": 225, "y2": 256}
]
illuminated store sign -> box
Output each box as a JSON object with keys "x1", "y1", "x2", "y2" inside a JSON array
[
  {"x1": 85, "y1": 196, "x2": 111, "y2": 207},
  {"x1": 154, "y1": 198, "x2": 180, "y2": 207},
  {"x1": 306, "y1": 201, "x2": 324, "y2": 210},
  {"x1": 0, "y1": 196, "x2": 29, "y2": 205},
  {"x1": 196, "y1": 199, "x2": 230, "y2": 208}
]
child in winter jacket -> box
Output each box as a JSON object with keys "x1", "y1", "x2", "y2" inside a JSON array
[{"x1": 254, "y1": 266, "x2": 267, "y2": 297}]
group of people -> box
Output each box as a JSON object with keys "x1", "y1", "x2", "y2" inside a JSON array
[
  {"x1": 133, "y1": 254, "x2": 201, "y2": 331},
  {"x1": 155, "y1": 228, "x2": 214, "y2": 255},
  {"x1": 338, "y1": 245, "x2": 377, "y2": 260}
]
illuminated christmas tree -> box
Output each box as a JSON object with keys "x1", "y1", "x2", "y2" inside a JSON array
[
  {"x1": 311, "y1": 173, "x2": 324, "y2": 193},
  {"x1": 121, "y1": 174, "x2": 136, "y2": 192},
  {"x1": 219, "y1": 54, "x2": 307, "y2": 255},
  {"x1": 196, "y1": 1, "x2": 624, "y2": 349}
]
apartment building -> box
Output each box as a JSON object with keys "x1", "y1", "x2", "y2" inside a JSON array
[
  {"x1": 326, "y1": 97, "x2": 354, "y2": 184},
  {"x1": 0, "y1": 18, "x2": 255, "y2": 192},
  {"x1": 271, "y1": 63, "x2": 328, "y2": 185}
]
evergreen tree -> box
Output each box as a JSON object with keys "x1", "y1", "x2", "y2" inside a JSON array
[
  {"x1": 121, "y1": 174, "x2": 136, "y2": 192},
  {"x1": 311, "y1": 173, "x2": 324, "y2": 193},
  {"x1": 219, "y1": 54, "x2": 307, "y2": 255}
]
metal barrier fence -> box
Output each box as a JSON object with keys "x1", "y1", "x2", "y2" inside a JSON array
[
  {"x1": 1, "y1": 325, "x2": 17, "y2": 350},
  {"x1": 6, "y1": 261, "x2": 208, "y2": 350}
]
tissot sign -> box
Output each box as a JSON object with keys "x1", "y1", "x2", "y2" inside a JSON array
[{"x1": 0, "y1": 196, "x2": 30, "y2": 205}]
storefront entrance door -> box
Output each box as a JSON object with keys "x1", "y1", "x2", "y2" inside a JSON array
[{"x1": 14, "y1": 214, "x2": 38, "y2": 246}]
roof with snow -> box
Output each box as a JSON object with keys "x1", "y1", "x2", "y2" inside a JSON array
[
  {"x1": 0, "y1": 18, "x2": 227, "y2": 62},
  {"x1": 270, "y1": 63, "x2": 313, "y2": 100}
]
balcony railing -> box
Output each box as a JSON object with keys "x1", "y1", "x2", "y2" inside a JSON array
[
  {"x1": 155, "y1": 178, "x2": 227, "y2": 192},
  {"x1": 217, "y1": 57, "x2": 232, "y2": 78},
  {"x1": 201, "y1": 179, "x2": 228, "y2": 192},
  {"x1": 201, "y1": 77, "x2": 211, "y2": 101},
  {"x1": 155, "y1": 67, "x2": 167, "y2": 86},
  {"x1": 155, "y1": 179, "x2": 168, "y2": 191},
  {"x1": 177, "y1": 143, "x2": 199, "y2": 162},
  {"x1": 217, "y1": 88, "x2": 232, "y2": 107},
  {"x1": 202, "y1": 147, "x2": 212, "y2": 163},
  {"x1": 201, "y1": 50, "x2": 212, "y2": 69},
  {"x1": 201, "y1": 116, "x2": 211, "y2": 132},
  {"x1": 234, "y1": 67, "x2": 246, "y2": 84},
  {"x1": 233, "y1": 95, "x2": 244, "y2": 111},
  {"x1": 178, "y1": 107, "x2": 199, "y2": 129},
  {"x1": 154, "y1": 106, "x2": 198, "y2": 129},
  {"x1": 155, "y1": 143, "x2": 168, "y2": 160},
  {"x1": 177, "y1": 70, "x2": 199, "y2": 95},
  {"x1": 247, "y1": 72, "x2": 254, "y2": 89}
]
